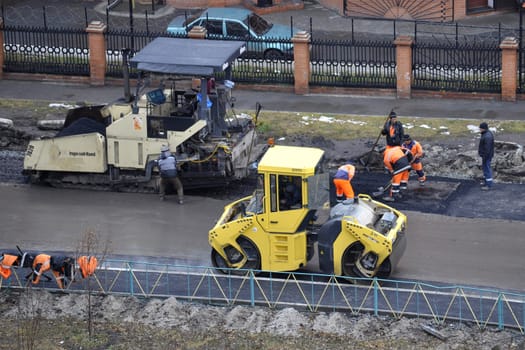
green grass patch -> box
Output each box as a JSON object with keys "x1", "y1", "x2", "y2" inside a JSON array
[{"x1": 246, "y1": 109, "x2": 525, "y2": 141}]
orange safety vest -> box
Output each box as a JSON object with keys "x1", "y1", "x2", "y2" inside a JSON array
[
  {"x1": 383, "y1": 146, "x2": 411, "y2": 174},
  {"x1": 0, "y1": 254, "x2": 19, "y2": 279},
  {"x1": 403, "y1": 140, "x2": 424, "y2": 161},
  {"x1": 31, "y1": 254, "x2": 51, "y2": 285},
  {"x1": 77, "y1": 256, "x2": 98, "y2": 279}
]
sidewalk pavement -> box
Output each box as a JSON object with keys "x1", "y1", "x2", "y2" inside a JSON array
[
  {"x1": 0, "y1": 79, "x2": 523, "y2": 121},
  {"x1": 1, "y1": 2, "x2": 523, "y2": 121}
]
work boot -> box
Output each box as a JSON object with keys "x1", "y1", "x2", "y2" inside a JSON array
[
  {"x1": 178, "y1": 199, "x2": 184, "y2": 204},
  {"x1": 382, "y1": 196, "x2": 395, "y2": 202},
  {"x1": 419, "y1": 181, "x2": 425, "y2": 186},
  {"x1": 480, "y1": 186, "x2": 490, "y2": 191},
  {"x1": 353, "y1": 197, "x2": 359, "y2": 204}
]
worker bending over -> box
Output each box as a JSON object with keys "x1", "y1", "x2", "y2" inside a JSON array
[
  {"x1": 402, "y1": 134, "x2": 426, "y2": 186},
  {"x1": 156, "y1": 145, "x2": 184, "y2": 204},
  {"x1": 383, "y1": 146, "x2": 412, "y2": 202},
  {"x1": 333, "y1": 163, "x2": 357, "y2": 203},
  {"x1": 31, "y1": 254, "x2": 75, "y2": 289},
  {"x1": 0, "y1": 251, "x2": 34, "y2": 280}
]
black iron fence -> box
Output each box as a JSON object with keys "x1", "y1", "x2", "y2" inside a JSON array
[
  {"x1": 1, "y1": 23, "x2": 524, "y2": 95},
  {"x1": 413, "y1": 41, "x2": 502, "y2": 93},
  {"x1": 310, "y1": 38, "x2": 396, "y2": 89},
  {"x1": 3, "y1": 25, "x2": 89, "y2": 76}
]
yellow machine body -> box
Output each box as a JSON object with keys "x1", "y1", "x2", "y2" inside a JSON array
[{"x1": 209, "y1": 145, "x2": 407, "y2": 278}]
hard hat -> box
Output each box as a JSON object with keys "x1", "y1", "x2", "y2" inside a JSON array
[
  {"x1": 160, "y1": 145, "x2": 169, "y2": 152},
  {"x1": 389, "y1": 111, "x2": 397, "y2": 119}
]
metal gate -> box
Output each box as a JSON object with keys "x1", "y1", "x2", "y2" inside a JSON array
[{"x1": 344, "y1": 0, "x2": 454, "y2": 22}]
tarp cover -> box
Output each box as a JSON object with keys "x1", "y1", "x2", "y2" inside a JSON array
[{"x1": 130, "y1": 37, "x2": 246, "y2": 76}]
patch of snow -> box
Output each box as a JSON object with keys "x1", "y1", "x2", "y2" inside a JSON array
[{"x1": 48, "y1": 103, "x2": 77, "y2": 109}]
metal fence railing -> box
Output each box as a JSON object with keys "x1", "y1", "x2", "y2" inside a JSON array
[
  {"x1": 1, "y1": 259, "x2": 524, "y2": 334},
  {"x1": 2, "y1": 25, "x2": 89, "y2": 76},
  {"x1": 412, "y1": 41, "x2": 502, "y2": 93},
  {"x1": 310, "y1": 38, "x2": 396, "y2": 89},
  {"x1": 0, "y1": 23, "x2": 523, "y2": 94}
]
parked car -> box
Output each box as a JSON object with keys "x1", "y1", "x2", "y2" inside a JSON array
[{"x1": 166, "y1": 7, "x2": 300, "y2": 59}]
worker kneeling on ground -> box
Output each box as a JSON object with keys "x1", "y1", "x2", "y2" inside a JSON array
[
  {"x1": 402, "y1": 134, "x2": 426, "y2": 186},
  {"x1": 383, "y1": 146, "x2": 412, "y2": 202},
  {"x1": 333, "y1": 163, "x2": 357, "y2": 203}
]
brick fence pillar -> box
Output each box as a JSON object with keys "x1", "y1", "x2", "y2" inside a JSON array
[
  {"x1": 453, "y1": 0, "x2": 467, "y2": 21},
  {"x1": 188, "y1": 26, "x2": 206, "y2": 39},
  {"x1": 0, "y1": 19, "x2": 4, "y2": 80},
  {"x1": 292, "y1": 31, "x2": 311, "y2": 95},
  {"x1": 394, "y1": 35, "x2": 414, "y2": 99},
  {"x1": 500, "y1": 37, "x2": 518, "y2": 102},
  {"x1": 86, "y1": 21, "x2": 107, "y2": 86}
]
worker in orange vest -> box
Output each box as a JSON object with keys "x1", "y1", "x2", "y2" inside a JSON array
[
  {"x1": 77, "y1": 255, "x2": 98, "y2": 279},
  {"x1": 0, "y1": 251, "x2": 34, "y2": 280},
  {"x1": 333, "y1": 163, "x2": 357, "y2": 203},
  {"x1": 381, "y1": 111, "x2": 404, "y2": 149},
  {"x1": 383, "y1": 145, "x2": 412, "y2": 202},
  {"x1": 402, "y1": 134, "x2": 426, "y2": 186},
  {"x1": 31, "y1": 254, "x2": 75, "y2": 289}
]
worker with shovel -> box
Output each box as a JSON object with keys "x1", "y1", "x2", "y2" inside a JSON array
[
  {"x1": 402, "y1": 134, "x2": 426, "y2": 187},
  {"x1": 381, "y1": 111, "x2": 404, "y2": 148},
  {"x1": 382, "y1": 146, "x2": 412, "y2": 202}
]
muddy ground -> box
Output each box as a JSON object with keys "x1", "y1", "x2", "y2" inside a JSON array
[{"x1": 1, "y1": 105, "x2": 525, "y2": 349}]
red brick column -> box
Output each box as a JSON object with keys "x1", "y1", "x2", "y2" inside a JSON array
[
  {"x1": 500, "y1": 37, "x2": 518, "y2": 102},
  {"x1": 86, "y1": 21, "x2": 107, "y2": 86},
  {"x1": 292, "y1": 31, "x2": 311, "y2": 95},
  {"x1": 0, "y1": 19, "x2": 4, "y2": 80},
  {"x1": 188, "y1": 26, "x2": 206, "y2": 39},
  {"x1": 453, "y1": 0, "x2": 467, "y2": 21},
  {"x1": 394, "y1": 36, "x2": 413, "y2": 99}
]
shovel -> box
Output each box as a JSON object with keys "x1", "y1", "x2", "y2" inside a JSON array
[
  {"x1": 372, "y1": 181, "x2": 391, "y2": 198},
  {"x1": 360, "y1": 108, "x2": 397, "y2": 172}
]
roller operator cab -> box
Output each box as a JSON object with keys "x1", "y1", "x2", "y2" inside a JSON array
[
  {"x1": 208, "y1": 145, "x2": 407, "y2": 278},
  {"x1": 22, "y1": 38, "x2": 261, "y2": 191}
]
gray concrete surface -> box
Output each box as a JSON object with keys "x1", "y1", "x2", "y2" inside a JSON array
[
  {"x1": 1, "y1": 80, "x2": 524, "y2": 121},
  {"x1": 1, "y1": 185, "x2": 524, "y2": 291}
]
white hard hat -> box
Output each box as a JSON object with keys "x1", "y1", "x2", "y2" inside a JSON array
[{"x1": 160, "y1": 145, "x2": 169, "y2": 152}]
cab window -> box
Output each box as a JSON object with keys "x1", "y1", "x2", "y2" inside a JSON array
[{"x1": 278, "y1": 175, "x2": 302, "y2": 211}]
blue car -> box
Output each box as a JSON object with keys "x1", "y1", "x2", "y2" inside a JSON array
[{"x1": 166, "y1": 7, "x2": 299, "y2": 59}]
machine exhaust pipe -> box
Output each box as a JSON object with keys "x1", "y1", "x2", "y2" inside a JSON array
[{"x1": 122, "y1": 49, "x2": 132, "y2": 103}]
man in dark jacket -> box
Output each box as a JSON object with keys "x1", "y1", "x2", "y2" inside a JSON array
[
  {"x1": 157, "y1": 145, "x2": 184, "y2": 204},
  {"x1": 478, "y1": 122, "x2": 494, "y2": 190},
  {"x1": 381, "y1": 111, "x2": 404, "y2": 148}
]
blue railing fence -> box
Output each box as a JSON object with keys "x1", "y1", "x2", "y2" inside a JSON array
[{"x1": 1, "y1": 259, "x2": 524, "y2": 334}]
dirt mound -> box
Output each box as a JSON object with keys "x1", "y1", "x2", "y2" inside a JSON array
[{"x1": 2, "y1": 289, "x2": 523, "y2": 349}]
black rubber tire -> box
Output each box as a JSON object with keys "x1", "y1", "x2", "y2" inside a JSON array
[
  {"x1": 211, "y1": 236, "x2": 261, "y2": 275},
  {"x1": 264, "y1": 49, "x2": 284, "y2": 60},
  {"x1": 341, "y1": 242, "x2": 365, "y2": 278}
]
